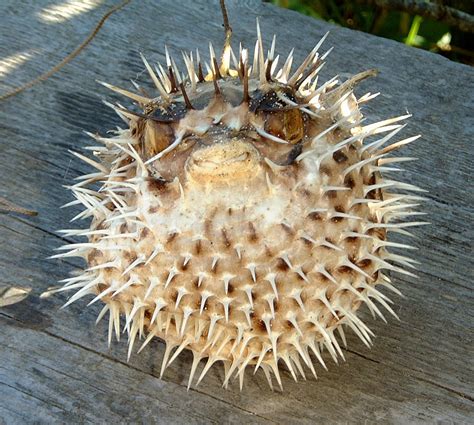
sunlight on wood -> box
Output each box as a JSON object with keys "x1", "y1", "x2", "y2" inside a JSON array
[
  {"x1": 38, "y1": 0, "x2": 103, "y2": 23},
  {"x1": 0, "y1": 51, "x2": 36, "y2": 78}
]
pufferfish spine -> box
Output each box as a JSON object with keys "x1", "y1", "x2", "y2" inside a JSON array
[{"x1": 54, "y1": 18, "x2": 426, "y2": 391}]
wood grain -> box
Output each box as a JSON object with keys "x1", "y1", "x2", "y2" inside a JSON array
[{"x1": 1, "y1": 1, "x2": 473, "y2": 423}]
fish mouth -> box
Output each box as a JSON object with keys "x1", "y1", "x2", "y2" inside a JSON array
[
  {"x1": 194, "y1": 152, "x2": 250, "y2": 168},
  {"x1": 186, "y1": 139, "x2": 261, "y2": 183}
]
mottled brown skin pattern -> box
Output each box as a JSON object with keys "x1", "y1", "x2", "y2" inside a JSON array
[{"x1": 60, "y1": 33, "x2": 421, "y2": 390}]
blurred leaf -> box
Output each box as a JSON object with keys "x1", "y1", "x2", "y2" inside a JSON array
[
  {"x1": 406, "y1": 15, "x2": 423, "y2": 46},
  {"x1": 268, "y1": 0, "x2": 471, "y2": 64},
  {"x1": 437, "y1": 32, "x2": 452, "y2": 50}
]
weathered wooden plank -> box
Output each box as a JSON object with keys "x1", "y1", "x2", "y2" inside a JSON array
[
  {"x1": 0, "y1": 0, "x2": 473, "y2": 424},
  {"x1": 1, "y1": 314, "x2": 273, "y2": 425},
  {"x1": 1, "y1": 215, "x2": 472, "y2": 424}
]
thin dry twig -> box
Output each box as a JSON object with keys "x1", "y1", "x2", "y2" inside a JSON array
[
  {"x1": 0, "y1": 197, "x2": 37, "y2": 216},
  {"x1": 0, "y1": 0, "x2": 131, "y2": 101},
  {"x1": 220, "y1": 0, "x2": 233, "y2": 51}
]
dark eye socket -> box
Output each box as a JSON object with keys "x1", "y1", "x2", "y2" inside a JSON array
[
  {"x1": 148, "y1": 102, "x2": 188, "y2": 123},
  {"x1": 250, "y1": 90, "x2": 283, "y2": 112},
  {"x1": 249, "y1": 89, "x2": 298, "y2": 112}
]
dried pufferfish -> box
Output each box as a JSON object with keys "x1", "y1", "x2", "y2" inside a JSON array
[{"x1": 55, "y1": 17, "x2": 425, "y2": 390}]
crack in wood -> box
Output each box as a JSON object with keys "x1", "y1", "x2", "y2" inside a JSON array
[
  {"x1": 0, "y1": 313, "x2": 275, "y2": 423},
  {"x1": 0, "y1": 381, "x2": 70, "y2": 413}
]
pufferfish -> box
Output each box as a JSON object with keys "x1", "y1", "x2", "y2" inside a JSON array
[{"x1": 54, "y1": 15, "x2": 425, "y2": 390}]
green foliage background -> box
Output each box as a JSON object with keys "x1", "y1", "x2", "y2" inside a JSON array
[{"x1": 268, "y1": 0, "x2": 473, "y2": 65}]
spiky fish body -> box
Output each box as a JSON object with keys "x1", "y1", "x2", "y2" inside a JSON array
[{"x1": 56, "y1": 22, "x2": 424, "y2": 390}]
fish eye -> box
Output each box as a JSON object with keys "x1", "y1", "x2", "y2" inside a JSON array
[
  {"x1": 262, "y1": 108, "x2": 304, "y2": 145},
  {"x1": 139, "y1": 119, "x2": 175, "y2": 159},
  {"x1": 251, "y1": 89, "x2": 305, "y2": 145}
]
